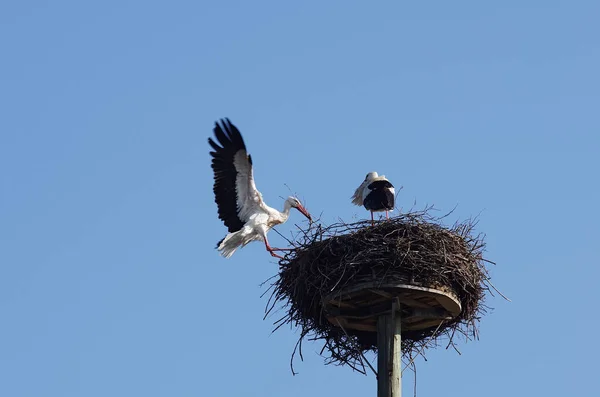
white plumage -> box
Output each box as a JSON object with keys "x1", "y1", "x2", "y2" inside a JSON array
[
  {"x1": 351, "y1": 171, "x2": 396, "y2": 225},
  {"x1": 209, "y1": 118, "x2": 312, "y2": 259}
]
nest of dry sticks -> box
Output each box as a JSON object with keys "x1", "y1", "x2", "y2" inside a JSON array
[{"x1": 264, "y1": 207, "x2": 499, "y2": 374}]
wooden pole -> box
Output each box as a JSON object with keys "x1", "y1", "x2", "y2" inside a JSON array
[{"x1": 377, "y1": 303, "x2": 402, "y2": 397}]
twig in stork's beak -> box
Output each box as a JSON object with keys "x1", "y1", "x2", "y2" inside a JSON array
[{"x1": 296, "y1": 204, "x2": 313, "y2": 224}]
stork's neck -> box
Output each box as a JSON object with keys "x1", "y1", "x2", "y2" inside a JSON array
[{"x1": 280, "y1": 200, "x2": 293, "y2": 221}]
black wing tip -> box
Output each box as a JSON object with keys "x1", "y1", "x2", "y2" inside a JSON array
[
  {"x1": 214, "y1": 118, "x2": 228, "y2": 128},
  {"x1": 208, "y1": 137, "x2": 220, "y2": 149},
  {"x1": 212, "y1": 118, "x2": 230, "y2": 141},
  {"x1": 211, "y1": 117, "x2": 246, "y2": 150},
  {"x1": 214, "y1": 117, "x2": 236, "y2": 132}
]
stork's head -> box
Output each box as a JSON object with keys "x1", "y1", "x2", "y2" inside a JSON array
[
  {"x1": 364, "y1": 171, "x2": 379, "y2": 182},
  {"x1": 286, "y1": 196, "x2": 312, "y2": 223}
]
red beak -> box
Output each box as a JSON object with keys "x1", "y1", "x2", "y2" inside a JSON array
[{"x1": 296, "y1": 204, "x2": 313, "y2": 223}]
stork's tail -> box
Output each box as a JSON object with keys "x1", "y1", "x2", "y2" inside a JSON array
[{"x1": 216, "y1": 231, "x2": 244, "y2": 258}]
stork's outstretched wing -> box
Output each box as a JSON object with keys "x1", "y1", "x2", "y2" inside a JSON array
[{"x1": 208, "y1": 118, "x2": 264, "y2": 232}]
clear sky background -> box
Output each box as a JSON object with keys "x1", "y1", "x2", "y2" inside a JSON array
[{"x1": 1, "y1": 1, "x2": 599, "y2": 396}]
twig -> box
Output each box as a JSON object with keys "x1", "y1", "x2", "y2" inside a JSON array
[
  {"x1": 484, "y1": 276, "x2": 511, "y2": 302},
  {"x1": 335, "y1": 318, "x2": 377, "y2": 377},
  {"x1": 401, "y1": 320, "x2": 445, "y2": 375}
]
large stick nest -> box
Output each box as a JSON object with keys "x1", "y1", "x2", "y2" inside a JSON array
[{"x1": 264, "y1": 207, "x2": 497, "y2": 374}]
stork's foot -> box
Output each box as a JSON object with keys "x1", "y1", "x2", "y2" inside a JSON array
[
  {"x1": 265, "y1": 241, "x2": 285, "y2": 259},
  {"x1": 268, "y1": 250, "x2": 284, "y2": 259}
]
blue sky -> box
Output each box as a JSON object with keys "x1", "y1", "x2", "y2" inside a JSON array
[{"x1": 1, "y1": 1, "x2": 598, "y2": 396}]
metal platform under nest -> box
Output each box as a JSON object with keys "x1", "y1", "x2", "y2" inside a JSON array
[
  {"x1": 322, "y1": 281, "x2": 462, "y2": 397},
  {"x1": 322, "y1": 281, "x2": 462, "y2": 334}
]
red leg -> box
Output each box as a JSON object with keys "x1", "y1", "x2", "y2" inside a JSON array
[
  {"x1": 386, "y1": 210, "x2": 389, "y2": 220},
  {"x1": 264, "y1": 237, "x2": 284, "y2": 259}
]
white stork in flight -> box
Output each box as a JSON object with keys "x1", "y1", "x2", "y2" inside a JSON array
[
  {"x1": 351, "y1": 171, "x2": 395, "y2": 225},
  {"x1": 208, "y1": 118, "x2": 313, "y2": 259}
]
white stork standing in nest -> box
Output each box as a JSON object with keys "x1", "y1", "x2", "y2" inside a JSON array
[
  {"x1": 351, "y1": 171, "x2": 395, "y2": 225},
  {"x1": 208, "y1": 118, "x2": 313, "y2": 259}
]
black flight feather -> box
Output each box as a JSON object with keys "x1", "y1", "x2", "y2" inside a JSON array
[{"x1": 208, "y1": 118, "x2": 249, "y2": 233}]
